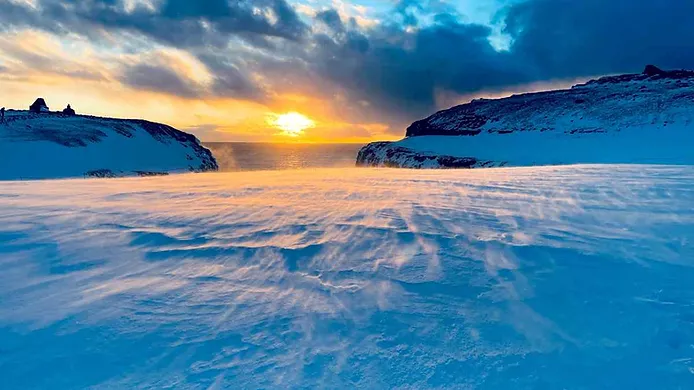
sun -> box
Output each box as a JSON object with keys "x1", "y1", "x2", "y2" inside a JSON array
[{"x1": 270, "y1": 112, "x2": 315, "y2": 137}]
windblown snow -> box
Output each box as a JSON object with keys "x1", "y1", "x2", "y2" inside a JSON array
[
  {"x1": 0, "y1": 111, "x2": 218, "y2": 180},
  {"x1": 357, "y1": 67, "x2": 694, "y2": 168},
  {"x1": 1, "y1": 166, "x2": 693, "y2": 388}
]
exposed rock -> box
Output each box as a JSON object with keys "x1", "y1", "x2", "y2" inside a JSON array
[
  {"x1": 643, "y1": 64, "x2": 664, "y2": 76},
  {"x1": 62, "y1": 104, "x2": 76, "y2": 116},
  {"x1": 407, "y1": 113, "x2": 486, "y2": 137},
  {"x1": 134, "y1": 171, "x2": 169, "y2": 177},
  {"x1": 29, "y1": 98, "x2": 49, "y2": 113},
  {"x1": 85, "y1": 169, "x2": 117, "y2": 178},
  {"x1": 357, "y1": 142, "x2": 493, "y2": 169}
]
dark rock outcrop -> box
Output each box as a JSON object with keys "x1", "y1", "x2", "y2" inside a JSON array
[
  {"x1": 407, "y1": 112, "x2": 486, "y2": 137},
  {"x1": 29, "y1": 98, "x2": 49, "y2": 113},
  {"x1": 62, "y1": 104, "x2": 76, "y2": 116},
  {"x1": 643, "y1": 64, "x2": 664, "y2": 76},
  {"x1": 85, "y1": 169, "x2": 117, "y2": 178},
  {"x1": 357, "y1": 142, "x2": 494, "y2": 169}
]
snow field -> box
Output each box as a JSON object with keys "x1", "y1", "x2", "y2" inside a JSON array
[{"x1": 1, "y1": 166, "x2": 693, "y2": 388}]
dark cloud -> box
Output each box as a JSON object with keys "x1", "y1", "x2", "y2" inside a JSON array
[
  {"x1": 0, "y1": 0, "x2": 301, "y2": 100},
  {"x1": 301, "y1": 0, "x2": 694, "y2": 122},
  {"x1": 0, "y1": 0, "x2": 308, "y2": 46},
  {"x1": 198, "y1": 52, "x2": 267, "y2": 101},
  {"x1": 120, "y1": 63, "x2": 200, "y2": 98},
  {"x1": 505, "y1": 0, "x2": 694, "y2": 78},
  {"x1": 159, "y1": 0, "x2": 233, "y2": 18},
  {"x1": 302, "y1": 16, "x2": 526, "y2": 120},
  {"x1": 315, "y1": 9, "x2": 344, "y2": 33}
]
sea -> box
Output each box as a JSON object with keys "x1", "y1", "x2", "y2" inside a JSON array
[{"x1": 204, "y1": 142, "x2": 364, "y2": 171}]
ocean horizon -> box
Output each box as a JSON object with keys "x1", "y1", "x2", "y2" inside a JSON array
[{"x1": 203, "y1": 142, "x2": 365, "y2": 171}]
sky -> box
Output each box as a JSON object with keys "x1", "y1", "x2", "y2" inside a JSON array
[{"x1": 1, "y1": 0, "x2": 694, "y2": 142}]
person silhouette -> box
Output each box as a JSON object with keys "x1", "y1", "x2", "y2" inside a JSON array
[{"x1": 0, "y1": 107, "x2": 5, "y2": 123}]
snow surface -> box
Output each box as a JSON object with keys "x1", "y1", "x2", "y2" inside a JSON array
[
  {"x1": 1, "y1": 166, "x2": 694, "y2": 388},
  {"x1": 376, "y1": 122, "x2": 694, "y2": 168},
  {"x1": 0, "y1": 111, "x2": 217, "y2": 180}
]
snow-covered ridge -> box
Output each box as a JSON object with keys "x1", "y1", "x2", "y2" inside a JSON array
[
  {"x1": 357, "y1": 66, "x2": 694, "y2": 168},
  {"x1": 0, "y1": 110, "x2": 218, "y2": 180}
]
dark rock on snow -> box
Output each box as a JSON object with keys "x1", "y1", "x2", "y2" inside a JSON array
[{"x1": 29, "y1": 98, "x2": 49, "y2": 113}]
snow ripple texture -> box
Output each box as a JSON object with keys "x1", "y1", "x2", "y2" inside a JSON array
[{"x1": 1, "y1": 166, "x2": 694, "y2": 389}]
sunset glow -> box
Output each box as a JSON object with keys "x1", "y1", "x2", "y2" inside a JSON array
[
  {"x1": 270, "y1": 112, "x2": 316, "y2": 137},
  {"x1": 1, "y1": 0, "x2": 690, "y2": 143}
]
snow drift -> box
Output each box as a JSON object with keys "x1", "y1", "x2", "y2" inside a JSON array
[
  {"x1": 0, "y1": 111, "x2": 218, "y2": 180},
  {"x1": 357, "y1": 66, "x2": 694, "y2": 168},
  {"x1": 1, "y1": 166, "x2": 693, "y2": 387}
]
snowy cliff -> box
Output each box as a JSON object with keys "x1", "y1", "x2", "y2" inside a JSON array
[
  {"x1": 0, "y1": 111, "x2": 218, "y2": 180},
  {"x1": 357, "y1": 66, "x2": 694, "y2": 168}
]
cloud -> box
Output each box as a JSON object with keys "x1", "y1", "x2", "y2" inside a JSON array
[
  {"x1": 296, "y1": 0, "x2": 694, "y2": 122},
  {"x1": 315, "y1": 9, "x2": 345, "y2": 33},
  {"x1": 197, "y1": 52, "x2": 267, "y2": 102},
  {"x1": 505, "y1": 0, "x2": 694, "y2": 79},
  {"x1": 3, "y1": 0, "x2": 694, "y2": 139},
  {"x1": 0, "y1": 30, "x2": 108, "y2": 81},
  {"x1": 304, "y1": 18, "x2": 526, "y2": 120},
  {"x1": 0, "y1": 0, "x2": 309, "y2": 46},
  {"x1": 119, "y1": 62, "x2": 201, "y2": 98}
]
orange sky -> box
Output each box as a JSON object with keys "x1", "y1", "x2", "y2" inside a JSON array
[
  {"x1": 2, "y1": 71, "x2": 398, "y2": 144},
  {"x1": 0, "y1": 26, "x2": 585, "y2": 144},
  {"x1": 0, "y1": 30, "x2": 399, "y2": 143},
  {"x1": 2, "y1": 0, "x2": 691, "y2": 144}
]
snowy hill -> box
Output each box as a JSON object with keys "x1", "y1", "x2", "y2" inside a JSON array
[
  {"x1": 0, "y1": 111, "x2": 218, "y2": 180},
  {"x1": 357, "y1": 66, "x2": 694, "y2": 168}
]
